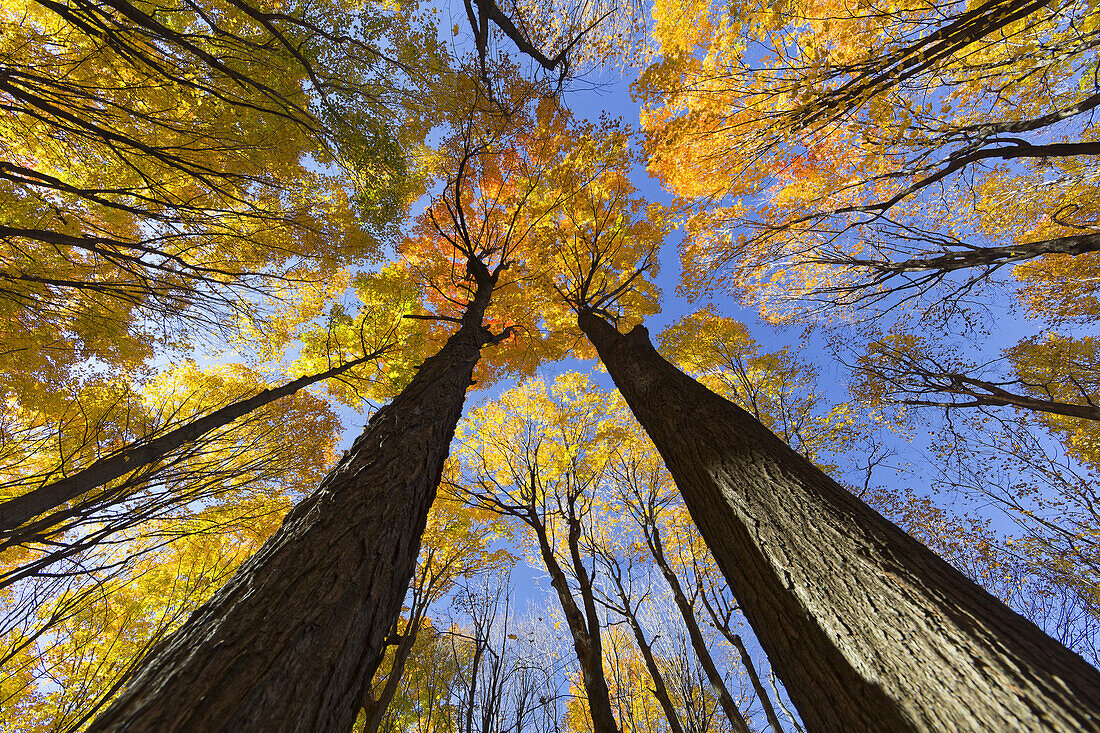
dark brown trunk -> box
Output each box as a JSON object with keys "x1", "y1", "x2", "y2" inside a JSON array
[
  {"x1": 530, "y1": 515, "x2": 621, "y2": 733},
  {"x1": 0, "y1": 352, "x2": 381, "y2": 540},
  {"x1": 647, "y1": 526, "x2": 751, "y2": 733},
  {"x1": 84, "y1": 305, "x2": 491, "y2": 733},
  {"x1": 579, "y1": 311, "x2": 1100, "y2": 732}
]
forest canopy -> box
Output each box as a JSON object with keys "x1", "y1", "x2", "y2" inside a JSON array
[{"x1": 2, "y1": 0, "x2": 1100, "y2": 729}]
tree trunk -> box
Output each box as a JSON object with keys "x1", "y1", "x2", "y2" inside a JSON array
[
  {"x1": 646, "y1": 524, "x2": 751, "y2": 733},
  {"x1": 604, "y1": 563, "x2": 686, "y2": 733},
  {"x1": 578, "y1": 310, "x2": 1100, "y2": 732},
  {"x1": 729, "y1": 633, "x2": 786, "y2": 733},
  {"x1": 362, "y1": 612, "x2": 426, "y2": 733},
  {"x1": 0, "y1": 351, "x2": 382, "y2": 541},
  {"x1": 530, "y1": 514, "x2": 621, "y2": 733},
  {"x1": 84, "y1": 304, "x2": 492, "y2": 733},
  {"x1": 698, "y1": 589, "x2": 786, "y2": 733}
]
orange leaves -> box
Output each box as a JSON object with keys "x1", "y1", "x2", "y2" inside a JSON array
[
  {"x1": 398, "y1": 72, "x2": 668, "y2": 381},
  {"x1": 640, "y1": 0, "x2": 1100, "y2": 330}
]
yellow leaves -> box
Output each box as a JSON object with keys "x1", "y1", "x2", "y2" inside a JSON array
[
  {"x1": 639, "y1": 0, "x2": 1100, "y2": 333},
  {"x1": 1008, "y1": 334, "x2": 1100, "y2": 470},
  {"x1": 2, "y1": 525, "x2": 274, "y2": 732},
  {"x1": 650, "y1": 0, "x2": 717, "y2": 55}
]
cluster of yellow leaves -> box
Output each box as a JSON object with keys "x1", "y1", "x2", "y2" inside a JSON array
[
  {"x1": 2, "y1": 519, "x2": 285, "y2": 732},
  {"x1": 1009, "y1": 335, "x2": 1100, "y2": 470},
  {"x1": 637, "y1": 0, "x2": 1100, "y2": 318}
]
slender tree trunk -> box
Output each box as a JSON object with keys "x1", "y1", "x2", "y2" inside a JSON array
[
  {"x1": 646, "y1": 525, "x2": 751, "y2": 733},
  {"x1": 464, "y1": 635, "x2": 484, "y2": 733},
  {"x1": 530, "y1": 515, "x2": 621, "y2": 733},
  {"x1": 363, "y1": 611, "x2": 427, "y2": 733},
  {"x1": 729, "y1": 633, "x2": 786, "y2": 733},
  {"x1": 698, "y1": 588, "x2": 786, "y2": 733},
  {"x1": 605, "y1": 565, "x2": 686, "y2": 733},
  {"x1": 0, "y1": 351, "x2": 383, "y2": 540},
  {"x1": 84, "y1": 300, "x2": 493, "y2": 733},
  {"x1": 578, "y1": 311, "x2": 1100, "y2": 732}
]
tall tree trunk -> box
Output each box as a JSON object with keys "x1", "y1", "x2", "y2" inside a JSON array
[
  {"x1": 729, "y1": 633, "x2": 786, "y2": 733},
  {"x1": 0, "y1": 351, "x2": 383, "y2": 541},
  {"x1": 84, "y1": 299, "x2": 493, "y2": 733},
  {"x1": 530, "y1": 513, "x2": 621, "y2": 733},
  {"x1": 646, "y1": 524, "x2": 751, "y2": 733},
  {"x1": 603, "y1": 559, "x2": 686, "y2": 733},
  {"x1": 362, "y1": 607, "x2": 428, "y2": 733},
  {"x1": 578, "y1": 311, "x2": 1100, "y2": 732}
]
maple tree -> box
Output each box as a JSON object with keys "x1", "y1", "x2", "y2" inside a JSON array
[
  {"x1": 571, "y1": 300, "x2": 1100, "y2": 728},
  {"x1": 451, "y1": 374, "x2": 624, "y2": 733},
  {"x1": 613, "y1": 0, "x2": 1100, "y2": 725},
  {"x1": 0, "y1": 0, "x2": 431, "y2": 395},
  {"x1": 74, "y1": 69, "x2": 557, "y2": 730},
  {"x1": 7, "y1": 0, "x2": 1100, "y2": 726},
  {"x1": 541, "y1": 172, "x2": 1100, "y2": 726}
]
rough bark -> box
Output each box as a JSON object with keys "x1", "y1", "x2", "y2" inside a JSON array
[
  {"x1": 578, "y1": 310, "x2": 1100, "y2": 733},
  {"x1": 0, "y1": 351, "x2": 382, "y2": 539},
  {"x1": 84, "y1": 303, "x2": 492, "y2": 733}
]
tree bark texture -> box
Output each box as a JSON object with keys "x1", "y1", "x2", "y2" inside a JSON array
[
  {"x1": 578, "y1": 311, "x2": 1100, "y2": 733},
  {"x1": 85, "y1": 312, "x2": 491, "y2": 733}
]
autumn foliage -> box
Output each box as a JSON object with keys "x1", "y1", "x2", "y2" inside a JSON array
[{"x1": 3, "y1": 0, "x2": 1100, "y2": 729}]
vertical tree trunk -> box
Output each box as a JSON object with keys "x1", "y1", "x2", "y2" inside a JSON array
[
  {"x1": 530, "y1": 514, "x2": 622, "y2": 733},
  {"x1": 85, "y1": 302, "x2": 494, "y2": 733},
  {"x1": 603, "y1": 562, "x2": 686, "y2": 733},
  {"x1": 729, "y1": 633, "x2": 786, "y2": 733},
  {"x1": 646, "y1": 524, "x2": 752, "y2": 733},
  {"x1": 578, "y1": 311, "x2": 1100, "y2": 732},
  {"x1": 362, "y1": 607, "x2": 428, "y2": 733}
]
